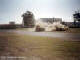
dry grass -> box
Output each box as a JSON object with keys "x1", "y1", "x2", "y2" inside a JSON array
[{"x1": 0, "y1": 32, "x2": 80, "y2": 60}]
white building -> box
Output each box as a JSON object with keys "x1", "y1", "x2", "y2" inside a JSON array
[{"x1": 40, "y1": 18, "x2": 62, "y2": 24}]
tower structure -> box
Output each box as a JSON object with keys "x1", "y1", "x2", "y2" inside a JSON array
[
  {"x1": 73, "y1": 11, "x2": 80, "y2": 27},
  {"x1": 22, "y1": 11, "x2": 35, "y2": 28}
]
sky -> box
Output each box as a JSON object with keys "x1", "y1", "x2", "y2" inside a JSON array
[{"x1": 0, "y1": 0, "x2": 80, "y2": 24}]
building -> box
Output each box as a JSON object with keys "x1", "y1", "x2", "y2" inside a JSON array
[
  {"x1": 40, "y1": 18, "x2": 62, "y2": 23},
  {"x1": 9, "y1": 21, "x2": 15, "y2": 25},
  {"x1": 53, "y1": 18, "x2": 62, "y2": 22},
  {"x1": 22, "y1": 11, "x2": 35, "y2": 28}
]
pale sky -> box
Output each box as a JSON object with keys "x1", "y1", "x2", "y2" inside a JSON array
[{"x1": 0, "y1": 0, "x2": 80, "y2": 24}]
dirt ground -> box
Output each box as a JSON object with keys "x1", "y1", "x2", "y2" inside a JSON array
[{"x1": 0, "y1": 31, "x2": 80, "y2": 60}]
